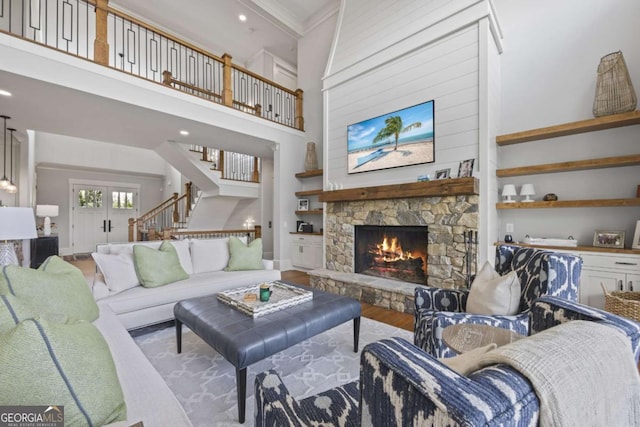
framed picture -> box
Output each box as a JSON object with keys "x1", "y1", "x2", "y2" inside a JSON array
[
  {"x1": 633, "y1": 221, "x2": 640, "y2": 249},
  {"x1": 347, "y1": 100, "x2": 435, "y2": 174},
  {"x1": 457, "y1": 159, "x2": 474, "y2": 178},
  {"x1": 435, "y1": 168, "x2": 450, "y2": 179},
  {"x1": 417, "y1": 174, "x2": 430, "y2": 182},
  {"x1": 593, "y1": 230, "x2": 625, "y2": 248},
  {"x1": 297, "y1": 199, "x2": 309, "y2": 211}
]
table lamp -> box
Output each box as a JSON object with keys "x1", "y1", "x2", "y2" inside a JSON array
[
  {"x1": 36, "y1": 205, "x2": 59, "y2": 236},
  {"x1": 520, "y1": 184, "x2": 536, "y2": 202},
  {"x1": 0, "y1": 207, "x2": 37, "y2": 266},
  {"x1": 501, "y1": 184, "x2": 517, "y2": 203}
]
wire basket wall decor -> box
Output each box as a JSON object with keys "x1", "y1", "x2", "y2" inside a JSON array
[{"x1": 593, "y1": 51, "x2": 637, "y2": 117}]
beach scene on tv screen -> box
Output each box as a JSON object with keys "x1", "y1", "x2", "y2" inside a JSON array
[{"x1": 347, "y1": 100, "x2": 434, "y2": 174}]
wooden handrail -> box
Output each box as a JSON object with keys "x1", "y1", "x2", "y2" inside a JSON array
[
  {"x1": 231, "y1": 63, "x2": 300, "y2": 97},
  {"x1": 162, "y1": 71, "x2": 222, "y2": 100},
  {"x1": 106, "y1": 5, "x2": 224, "y2": 64}
]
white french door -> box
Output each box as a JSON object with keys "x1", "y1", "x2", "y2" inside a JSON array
[{"x1": 72, "y1": 183, "x2": 139, "y2": 253}]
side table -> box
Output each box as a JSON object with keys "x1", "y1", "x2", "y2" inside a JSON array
[
  {"x1": 30, "y1": 235, "x2": 59, "y2": 268},
  {"x1": 442, "y1": 324, "x2": 523, "y2": 354}
]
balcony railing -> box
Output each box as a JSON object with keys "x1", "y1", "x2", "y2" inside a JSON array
[
  {"x1": 190, "y1": 145, "x2": 260, "y2": 183},
  {"x1": 0, "y1": 0, "x2": 304, "y2": 131}
]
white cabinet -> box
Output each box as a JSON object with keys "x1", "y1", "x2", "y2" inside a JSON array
[
  {"x1": 578, "y1": 253, "x2": 640, "y2": 309},
  {"x1": 290, "y1": 234, "x2": 323, "y2": 269}
]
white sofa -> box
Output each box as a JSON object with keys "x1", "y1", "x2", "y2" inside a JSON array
[
  {"x1": 92, "y1": 238, "x2": 281, "y2": 330},
  {"x1": 96, "y1": 303, "x2": 193, "y2": 426}
]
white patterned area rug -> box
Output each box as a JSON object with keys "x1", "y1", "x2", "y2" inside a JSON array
[{"x1": 133, "y1": 317, "x2": 412, "y2": 427}]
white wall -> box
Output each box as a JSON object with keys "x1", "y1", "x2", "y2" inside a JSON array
[
  {"x1": 495, "y1": 0, "x2": 640, "y2": 247},
  {"x1": 35, "y1": 132, "x2": 168, "y2": 175},
  {"x1": 298, "y1": 11, "x2": 339, "y2": 170}
]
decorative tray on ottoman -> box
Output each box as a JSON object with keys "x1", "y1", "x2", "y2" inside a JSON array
[{"x1": 217, "y1": 281, "x2": 313, "y2": 317}]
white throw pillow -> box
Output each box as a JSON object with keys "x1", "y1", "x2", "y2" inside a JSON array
[
  {"x1": 92, "y1": 252, "x2": 140, "y2": 294},
  {"x1": 190, "y1": 238, "x2": 231, "y2": 273},
  {"x1": 168, "y1": 239, "x2": 194, "y2": 275},
  {"x1": 466, "y1": 261, "x2": 521, "y2": 315},
  {"x1": 108, "y1": 241, "x2": 161, "y2": 255},
  {"x1": 439, "y1": 343, "x2": 497, "y2": 376}
]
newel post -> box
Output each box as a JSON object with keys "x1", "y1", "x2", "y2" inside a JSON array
[
  {"x1": 252, "y1": 157, "x2": 260, "y2": 182},
  {"x1": 162, "y1": 70, "x2": 173, "y2": 86},
  {"x1": 219, "y1": 150, "x2": 225, "y2": 176},
  {"x1": 94, "y1": 0, "x2": 109, "y2": 66},
  {"x1": 185, "y1": 182, "x2": 192, "y2": 217},
  {"x1": 128, "y1": 218, "x2": 134, "y2": 242},
  {"x1": 295, "y1": 89, "x2": 304, "y2": 131},
  {"x1": 222, "y1": 54, "x2": 233, "y2": 107},
  {"x1": 172, "y1": 192, "x2": 179, "y2": 223},
  {"x1": 254, "y1": 225, "x2": 262, "y2": 239}
]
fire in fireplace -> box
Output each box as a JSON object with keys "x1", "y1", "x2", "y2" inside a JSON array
[{"x1": 354, "y1": 225, "x2": 428, "y2": 285}]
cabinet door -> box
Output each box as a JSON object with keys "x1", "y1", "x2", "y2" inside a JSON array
[
  {"x1": 580, "y1": 269, "x2": 626, "y2": 309},
  {"x1": 291, "y1": 241, "x2": 304, "y2": 267},
  {"x1": 626, "y1": 274, "x2": 640, "y2": 292}
]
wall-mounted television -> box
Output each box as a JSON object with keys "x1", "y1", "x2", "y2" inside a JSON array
[{"x1": 347, "y1": 100, "x2": 435, "y2": 174}]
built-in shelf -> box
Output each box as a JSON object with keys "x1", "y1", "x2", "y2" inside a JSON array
[
  {"x1": 295, "y1": 209, "x2": 324, "y2": 215},
  {"x1": 295, "y1": 169, "x2": 323, "y2": 178},
  {"x1": 496, "y1": 110, "x2": 640, "y2": 146},
  {"x1": 496, "y1": 154, "x2": 640, "y2": 177},
  {"x1": 295, "y1": 189, "x2": 324, "y2": 197},
  {"x1": 496, "y1": 198, "x2": 640, "y2": 209},
  {"x1": 319, "y1": 177, "x2": 478, "y2": 203},
  {"x1": 496, "y1": 241, "x2": 640, "y2": 255}
]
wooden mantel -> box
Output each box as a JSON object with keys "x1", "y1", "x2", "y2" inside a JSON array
[{"x1": 319, "y1": 177, "x2": 478, "y2": 203}]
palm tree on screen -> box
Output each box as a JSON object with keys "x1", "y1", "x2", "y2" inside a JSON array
[{"x1": 372, "y1": 115, "x2": 422, "y2": 151}]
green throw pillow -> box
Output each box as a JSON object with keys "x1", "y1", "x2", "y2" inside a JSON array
[
  {"x1": 0, "y1": 318, "x2": 127, "y2": 426},
  {"x1": 225, "y1": 237, "x2": 264, "y2": 271},
  {"x1": 0, "y1": 294, "x2": 69, "y2": 333},
  {"x1": 1, "y1": 257, "x2": 99, "y2": 322},
  {"x1": 133, "y1": 240, "x2": 189, "y2": 288}
]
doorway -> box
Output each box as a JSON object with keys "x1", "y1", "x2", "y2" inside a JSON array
[{"x1": 71, "y1": 182, "x2": 139, "y2": 253}]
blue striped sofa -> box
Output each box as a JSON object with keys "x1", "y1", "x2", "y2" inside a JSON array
[
  {"x1": 254, "y1": 296, "x2": 640, "y2": 426},
  {"x1": 415, "y1": 244, "x2": 583, "y2": 358}
]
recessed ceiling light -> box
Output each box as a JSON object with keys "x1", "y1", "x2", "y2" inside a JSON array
[
  {"x1": 180, "y1": 130, "x2": 189, "y2": 136},
  {"x1": 0, "y1": 90, "x2": 11, "y2": 97},
  {"x1": 238, "y1": 14, "x2": 247, "y2": 22}
]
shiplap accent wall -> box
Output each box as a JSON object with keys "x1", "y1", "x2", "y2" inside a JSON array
[
  {"x1": 322, "y1": 0, "x2": 502, "y2": 263},
  {"x1": 325, "y1": 24, "x2": 479, "y2": 188}
]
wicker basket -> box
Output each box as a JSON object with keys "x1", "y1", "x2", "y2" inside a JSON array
[
  {"x1": 593, "y1": 51, "x2": 637, "y2": 117},
  {"x1": 601, "y1": 283, "x2": 640, "y2": 322}
]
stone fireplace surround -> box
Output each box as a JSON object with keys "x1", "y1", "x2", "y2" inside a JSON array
[{"x1": 309, "y1": 178, "x2": 479, "y2": 314}]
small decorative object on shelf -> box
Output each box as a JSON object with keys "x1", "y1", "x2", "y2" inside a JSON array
[
  {"x1": 543, "y1": 193, "x2": 558, "y2": 201},
  {"x1": 297, "y1": 199, "x2": 309, "y2": 211},
  {"x1": 417, "y1": 174, "x2": 430, "y2": 182},
  {"x1": 593, "y1": 51, "x2": 637, "y2": 117},
  {"x1": 435, "y1": 168, "x2": 450, "y2": 179},
  {"x1": 520, "y1": 184, "x2": 536, "y2": 202},
  {"x1": 632, "y1": 221, "x2": 640, "y2": 250},
  {"x1": 457, "y1": 158, "x2": 474, "y2": 178},
  {"x1": 504, "y1": 234, "x2": 513, "y2": 243},
  {"x1": 304, "y1": 142, "x2": 318, "y2": 172},
  {"x1": 502, "y1": 184, "x2": 517, "y2": 203},
  {"x1": 593, "y1": 230, "x2": 625, "y2": 248}
]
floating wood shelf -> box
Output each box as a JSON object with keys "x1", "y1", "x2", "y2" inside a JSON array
[
  {"x1": 496, "y1": 110, "x2": 640, "y2": 146},
  {"x1": 496, "y1": 241, "x2": 640, "y2": 255},
  {"x1": 295, "y1": 209, "x2": 323, "y2": 215},
  {"x1": 319, "y1": 177, "x2": 478, "y2": 203},
  {"x1": 295, "y1": 169, "x2": 323, "y2": 178},
  {"x1": 295, "y1": 189, "x2": 324, "y2": 197},
  {"x1": 496, "y1": 198, "x2": 640, "y2": 209},
  {"x1": 290, "y1": 232, "x2": 323, "y2": 236},
  {"x1": 496, "y1": 154, "x2": 640, "y2": 177}
]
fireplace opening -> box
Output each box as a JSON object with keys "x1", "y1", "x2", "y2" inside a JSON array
[{"x1": 354, "y1": 225, "x2": 428, "y2": 285}]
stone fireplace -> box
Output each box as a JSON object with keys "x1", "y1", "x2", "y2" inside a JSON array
[
  {"x1": 309, "y1": 179, "x2": 479, "y2": 314},
  {"x1": 354, "y1": 225, "x2": 428, "y2": 285}
]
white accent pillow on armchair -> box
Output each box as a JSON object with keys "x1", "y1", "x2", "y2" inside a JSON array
[{"x1": 466, "y1": 261, "x2": 521, "y2": 315}]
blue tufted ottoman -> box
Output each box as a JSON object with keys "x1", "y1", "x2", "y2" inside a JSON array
[{"x1": 174, "y1": 282, "x2": 361, "y2": 423}]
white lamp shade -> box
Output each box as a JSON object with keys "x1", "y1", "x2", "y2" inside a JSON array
[
  {"x1": 0, "y1": 207, "x2": 38, "y2": 240},
  {"x1": 501, "y1": 184, "x2": 517, "y2": 197},
  {"x1": 520, "y1": 184, "x2": 536, "y2": 196},
  {"x1": 36, "y1": 205, "x2": 59, "y2": 218}
]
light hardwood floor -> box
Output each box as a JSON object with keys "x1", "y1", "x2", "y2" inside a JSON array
[{"x1": 70, "y1": 257, "x2": 413, "y2": 332}]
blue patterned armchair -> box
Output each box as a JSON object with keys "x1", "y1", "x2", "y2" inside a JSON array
[
  {"x1": 254, "y1": 297, "x2": 640, "y2": 426},
  {"x1": 414, "y1": 244, "x2": 583, "y2": 358}
]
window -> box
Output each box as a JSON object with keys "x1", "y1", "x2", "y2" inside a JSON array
[
  {"x1": 112, "y1": 191, "x2": 134, "y2": 209},
  {"x1": 77, "y1": 189, "x2": 103, "y2": 208}
]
